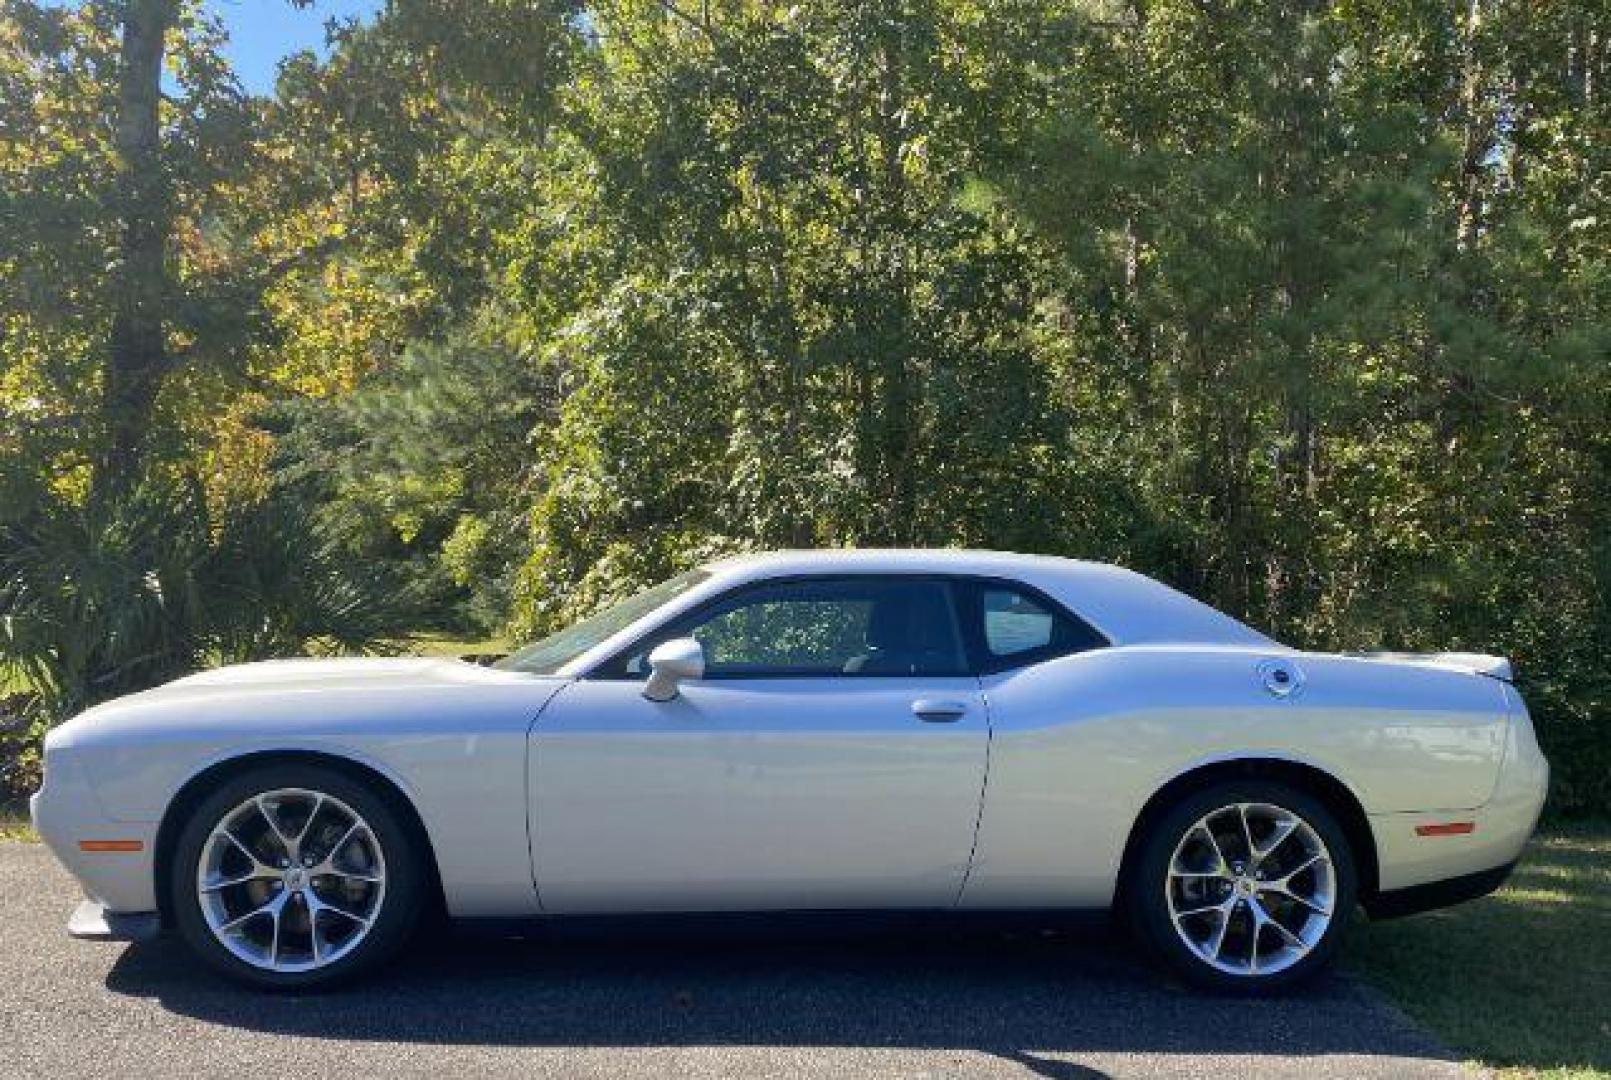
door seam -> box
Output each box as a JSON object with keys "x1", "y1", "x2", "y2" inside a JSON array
[
  {"x1": 951, "y1": 675, "x2": 993, "y2": 908},
  {"x1": 525, "y1": 678, "x2": 579, "y2": 914}
]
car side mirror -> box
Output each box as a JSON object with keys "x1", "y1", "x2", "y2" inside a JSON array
[{"x1": 642, "y1": 637, "x2": 705, "y2": 702}]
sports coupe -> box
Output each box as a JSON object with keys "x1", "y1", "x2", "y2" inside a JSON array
[{"x1": 31, "y1": 550, "x2": 1548, "y2": 991}]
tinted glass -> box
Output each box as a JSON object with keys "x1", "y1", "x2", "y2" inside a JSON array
[
  {"x1": 622, "y1": 578, "x2": 967, "y2": 678},
  {"x1": 982, "y1": 588, "x2": 1057, "y2": 656},
  {"x1": 963, "y1": 581, "x2": 1106, "y2": 669}
]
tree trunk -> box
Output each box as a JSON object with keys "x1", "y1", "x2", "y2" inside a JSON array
[
  {"x1": 96, "y1": 0, "x2": 179, "y2": 502},
  {"x1": 1455, "y1": 0, "x2": 1490, "y2": 250},
  {"x1": 874, "y1": 6, "x2": 915, "y2": 544}
]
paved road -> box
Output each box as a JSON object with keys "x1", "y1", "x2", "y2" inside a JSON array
[{"x1": 0, "y1": 842, "x2": 1476, "y2": 1079}]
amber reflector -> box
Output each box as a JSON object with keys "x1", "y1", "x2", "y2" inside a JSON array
[
  {"x1": 1414, "y1": 822, "x2": 1476, "y2": 837},
  {"x1": 78, "y1": 840, "x2": 144, "y2": 853}
]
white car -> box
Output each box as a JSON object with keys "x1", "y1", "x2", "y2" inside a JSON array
[{"x1": 32, "y1": 549, "x2": 1548, "y2": 991}]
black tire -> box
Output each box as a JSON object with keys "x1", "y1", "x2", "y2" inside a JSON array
[
  {"x1": 1125, "y1": 780, "x2": 1357, "y2": 994},
  {"x1": 169, "y1": 763, "x2": 426, "y2": 990}
]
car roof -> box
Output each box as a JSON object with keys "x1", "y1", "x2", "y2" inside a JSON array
[
  {"x1": 702, "y1": 548, "x2": 1105, "y2": 575},
  {"x1": 696, "y1": 549, "x2": 1277, "y2": 649},
  {"x1": 554, "y1": 549, "x2": 1276, "y2": 677}
]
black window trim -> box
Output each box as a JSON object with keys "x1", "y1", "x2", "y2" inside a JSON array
[
  {"x1": 588, "y1": 572, "x2": 969, "y2": 680},
  {"x1": 584, "y1": 571, "x2": 1109, "y2": 681},
  {"x1": 954, "y1": 577, "x2": 1110, "y2": 675}
]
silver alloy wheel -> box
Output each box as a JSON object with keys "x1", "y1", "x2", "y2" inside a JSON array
[
  {"x1": 1165, "y1": 801, "x2": 1336, "y2": 977},
  {"x1": 196, "y1": 787, "x2": 387, "y2": 973}
]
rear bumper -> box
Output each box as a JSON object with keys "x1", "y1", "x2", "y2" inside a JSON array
[
  {"x1": 1368, "y1": 683, "x2": 1547, "y2": 900},
  {"x1": 1368, "y1": 786, "x2": 1542, "y2": 894},
  {"x1": 1364, "y1": 860, "x2": 1517, "y2": 919}
]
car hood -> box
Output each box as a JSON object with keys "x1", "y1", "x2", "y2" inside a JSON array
[
  {"x1": 163, "y1": 655, "x2": 507, "y2": 692},
  {"x1": 56, "y1": 655, "x2": 555, "y2": 734},
  {"x1": 46, "y1": 655, "x2": 571, "y2": 826},
  {"x1": 46, "y1": 654, "x2": 568, "y2": 758}
]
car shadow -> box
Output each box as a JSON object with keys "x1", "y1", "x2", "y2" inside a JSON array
[{"x1": 102, "y1": 915, "x2": 1460, "y2": 1077}]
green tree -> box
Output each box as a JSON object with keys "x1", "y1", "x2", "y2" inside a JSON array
[
  {"x1": 995, "y1": 0, "x2": 1609, "y2": 813},
  {"x1": 506, "y1": 0, "x2": 1092, "y2": 633},
  {"x1": 3, "y1": 0, "x2": 1605, "y2": 816}
]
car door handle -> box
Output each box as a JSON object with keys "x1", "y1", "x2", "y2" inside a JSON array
[{"x1": 911, "y1": 699, "x2": 969, "y2": 722}]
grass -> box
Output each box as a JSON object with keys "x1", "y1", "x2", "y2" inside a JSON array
[
  {"x1": 398, "y1": 633, "x2": 509, "y2": 659},
  {"x1": 0, "y1": 814, "x2": 36, "y2": 842},
  {"x1": 1350, "y1": 823, "x2": 1611, "y2": 1079}
]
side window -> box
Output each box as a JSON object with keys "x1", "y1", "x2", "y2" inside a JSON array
[
  {"x1": 612, "y1": 578, "x2": 969, "y2": 678},
  {"x1": 695, "y1": 593, "x2": 871, "y2": 673},
  {"x1": 964, "y1": 582, "x2": 1106, "y2": 671},
  {"x1": 982, "y1": 589, "x2": 1058, "y2": 656}
]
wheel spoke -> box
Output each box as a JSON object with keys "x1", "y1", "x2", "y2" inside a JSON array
[
  {"x1": 310, "y1": 820, "x2": 380, "y2": 882},
  {"x1": 214, "y1": 828, "x2": 267, "y2": 867},
  {"x1": 1276, "y1": 851, "x2": 1325, "y2": 883},
  {"x1": 218, "y1": 908, "x2": 263, "y2": 935},
  {"x1": 305, "y1": 894, "x2": 365, "y2": 966},
  {"x1": 201, "y1": 866, "x2": 279, "y2": 892},
  {"x1": 1245, "y1": 899, "x2": 1286, "y2": 971},
  {"x1": 1206, "y1": 906, "x2": 1232, "y2": 959},
  {"x1": 219, "y1": 892, "x2": 284, "y2": 935},
  {"x1": 1253, "y1": 816, "x2": 1299, "y2": 862},
  {"x1": 1263, "y1": 880, "x2": 1332, "y2": 915},
  {"x1": 328, "y1": 821, "x2": 361, "y2": 858},
  {"x1": 198, "y1": 787, "x2": 386, "y2": 974},
  {"x1": 268, "y1": 897, "x2": 283, "y2": 966},
  {"x1": 293, "y1": 794, "x2": 326, "y2": 848},
  {"x1": 256, "y1": 795, "x2": 296, "y2": 855},
  {"x1": 1292, "y1": 891, "x2": 1331, "y2": 915},
  {"x1": 1237, "y1": 804, "x2": 1256, "y2": 864},
  {"x1": 1262, "y1": 851, "x2": 1332, "y2": 913},
  {"x1": 1248, "y1": 897, "x2": 1309, "y2": 954},
  {"x1": 312, "y1": 821, "x2": 363, "y2": 871},
  {"x1": 1267, "y1": 913, "x2": 1310, "y2": 953},
  {"x1": 307, "y1": 889, "x2": 371, "y2": 927},
  {"x1": 1189, "y1": 822, "x2": 1230, "y2": 874},
  {"x1": 309, "y1": 909, "x2": 324, "y2": 964},
  {"x1": 1165, "y1": 801, "x2": 1336, "y2": 980}
]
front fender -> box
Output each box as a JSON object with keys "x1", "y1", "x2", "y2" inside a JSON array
[{"x1": 42, "y1": 675, "x2": 566, "y2": 918}]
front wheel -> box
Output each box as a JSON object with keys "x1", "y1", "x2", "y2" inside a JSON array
[
  {"x1": 169, "y1": 764, "x2": 425, "y2": 990},
  {"x1": 1126, "y1": 781, "x2": 1357, "y2": 993}
]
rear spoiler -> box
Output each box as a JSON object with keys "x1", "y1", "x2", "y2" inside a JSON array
[{"x1": 1356, "y1": 651, "x2": 1514, "y2": 682}]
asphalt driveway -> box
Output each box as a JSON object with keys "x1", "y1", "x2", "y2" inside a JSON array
[{"x1": 0, "y1": 842, "x2": 1476, "y2": 1079}]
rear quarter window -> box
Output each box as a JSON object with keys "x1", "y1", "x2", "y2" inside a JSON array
[{"x1": 962, "y1": 581, "x2": 1106, "y2": 672}]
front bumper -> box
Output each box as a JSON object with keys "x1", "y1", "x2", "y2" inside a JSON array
[
  {"x1": 67, "y1": 899, "x2": 162, "y2": 942},
  {"x1": 30, "y1": 753, "x2": 160, "y2": 917}
]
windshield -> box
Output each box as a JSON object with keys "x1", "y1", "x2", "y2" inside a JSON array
[{"x1": 495, "y1": 569, "x2": 712, "y2": 675}]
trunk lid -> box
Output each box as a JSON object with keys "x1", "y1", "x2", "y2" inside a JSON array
[{"x1": 1355, "y1": 651, "x2": 1514, "y2": 682}]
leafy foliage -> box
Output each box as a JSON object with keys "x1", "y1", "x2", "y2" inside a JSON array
[
  {"x1": 0, "y1": 0, "x2": 1607, "y2": 815},
  {"x1": 0, "y1": 477, "x2": 411, "y2": 724}
]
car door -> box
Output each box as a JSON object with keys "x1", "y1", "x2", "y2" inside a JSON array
[{"x1": 528, "y1": 575, "x2": 990, "y2": 913}]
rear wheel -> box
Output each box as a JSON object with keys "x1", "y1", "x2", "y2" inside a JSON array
[
  {"x1": 170, "y1": 764, "x2": 425, "y2": 990},
  {"x1": 1127, "y1": 780, "x2": 1357, "y2": 993}
]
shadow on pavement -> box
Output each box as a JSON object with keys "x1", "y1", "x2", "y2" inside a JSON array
[{"x1": 103, "y1": 916, "x2": 1458, "y2": 1077}]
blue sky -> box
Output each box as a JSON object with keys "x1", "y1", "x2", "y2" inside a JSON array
[{"x1": 204, "y1": 0, "x2": 382, "y2": 94}]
